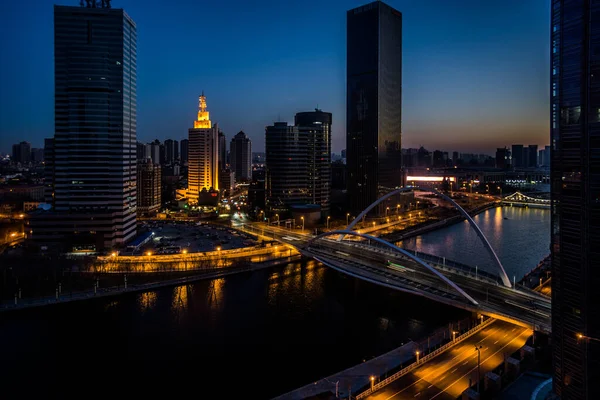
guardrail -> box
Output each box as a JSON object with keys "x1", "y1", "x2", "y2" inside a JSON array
[{"x1": 355, "y1": 317, "x2": 496, "y2": 399}]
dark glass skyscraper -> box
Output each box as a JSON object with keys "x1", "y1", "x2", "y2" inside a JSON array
[
  {"x1": 346, "y1": 1, "x2": 402, "y2": 214},
  {"x1": 551, "y1": 1, "x2": 600, "y2": 398},
  {"x1": 32, "y1": 3, "x2": 137, "y2": 249}
]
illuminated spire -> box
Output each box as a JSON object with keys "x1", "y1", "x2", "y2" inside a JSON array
[{"x1": 194, "y1": 92, "x2": 211, "y2": 129}]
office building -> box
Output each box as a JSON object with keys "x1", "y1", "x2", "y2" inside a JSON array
[
  {"x1": 219, "y1": 168, "x2": 235, "y2": 197},
  {"x1": 180, "y1": 139, "x2": 189, "y2": 164},
  {"x1": 31, "y1": 148, "x2": 44, "y2": 163},
  {"x1": 137, "y1": 159, "x2": 161, "y2": 216},
  {"x1": 12, "y1": 141, "x2": 31, "y2": 164},
  {"x1": 346, "y1": 1, "x2": 402, "y2": 214},
  {"x1": 182, "y1": 93, "x2": 219, "y2": 205},
  {"x1": 528, "y1": 145, "x2": 538, "y2": 168},
  {"x1": 43, "y1": 138, "x2": 55, "y2": 204},
  {"x1": 218, "y1": 130, "x2": 227, "y2": 171},
  {"x1": 544, "y1": 145, "x2": 550, "y2": 167},
  {"x1": 148, "y1": 140, "x2": 161, "y2": 165},
  {"x1": 31, "y1": 3, "x2": 137, "y2": 249},
  {"x1": 265, "y1": 109, "x2": 332, "y2": 216},
  {"x1": 230, "y1": 131, "x2": 252, "y2": 181},
  {"x1": 551, "y1": 2, "x2": 600, "y2": 398},
  {"x1": 136, "y1": 141, "x2": 146, "y2": 161}
]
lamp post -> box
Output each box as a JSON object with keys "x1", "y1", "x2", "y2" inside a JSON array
[
  {"x1": 327, "y1": 216, "x2": 330, "y2": 229},
  {"x1": 301, "y1": 216, "x2": 304, "y2": 232},
  {"x1": 452, "y1": 331, "x2": 457, "y2": 342},
  {"x1": 475, "y1": 345, "x2": 482, "y2": 393},
  {"x1": 416, "y1": 350, "x2": 420, "y2": 363},
  {"x1": 370, "y1": 376, "x2": 375, "y2": 391},
  {"x1": 346, "y1": 213, "x2": 350, "y2": 226},
  {"x1": 276, "y1": 213, "x2": 280, "y2": 226},
  {"x1": 386, "y1": 207, "x2": 389, "y2": 217}
]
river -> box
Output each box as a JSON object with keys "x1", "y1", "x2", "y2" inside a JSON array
[{"x1": 0, "y1": 207, "x2": 549, "y2": 398}]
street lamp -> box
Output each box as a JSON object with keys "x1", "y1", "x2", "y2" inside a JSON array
[
  {"x1": 578, "y1": 333, "x2": 600, "y2": 343},
  {"x1": 452, "y1": 331, "x2": 457, "y2": 342},
  {"x1": 146, "y1": 251, "x2": 152, "y2": 257},
  {"x1": 346, "y1": 213, "x2": 350, "y2": 225},
  {"x1": 327, "y1": 216, "x2": 330, "y2": 229},
  {"x1": 276, "y1": 213, "x2": 280, "y2": 226},
  {"x1": 416, "y1": 350, "x2": 420, "y2": 363},
  {"x1": 386, "y1": 206, "x2": 389, "y2": 217},
  {"x1": 301, "y1": 216, "x2": 304, "y2": 232},
  {"x1": 370, "y1": 376, "x2": 375, "y2": 391},
  {"x1": 475, "y1": 345, "x2": 483, "y2": 393}
]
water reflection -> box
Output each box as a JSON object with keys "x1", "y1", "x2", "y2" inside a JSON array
[
  {"x1": 172, "y1": 285, "x2": 190, "y2": 312},
  {"x1": 399, "y1": 206, "x2": 550, "y2": 279},
  {"x1": 138, "y1": 291, "x2": 157, "y2": 312}
]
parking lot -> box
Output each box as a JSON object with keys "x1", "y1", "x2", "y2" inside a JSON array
[{"x1": 136, "y1": 221, "x2": 258, "y2": 255}]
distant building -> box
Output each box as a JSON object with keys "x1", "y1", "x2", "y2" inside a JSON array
[
  {"x1": 218, "y1": 130, "x2": 227, "y2": 171},
  {"x1": 180, "y1": 139, "x2": 189, "y2": 164},
  {"x1": 12, "y1": 141, "x2": 31, "y2": 164},
  {"x1": 30, "y1": 3, "x2": 137, "y2": 250},
  {"x1": 495, "y1": 147, "x2": 510, "y2": 169},
  {"x1": 136, "y1": 141, "x2": 146, "y2": 161},
  {"x1": 164, "y1": 139, "x2": 178, "y2": 165},
  {"x1": 179, "y1": 93, "x2": 219, "y2": 205},
  {"x1": 544, "y1": 145, "x2": 550, "y2": 167},
  {"x1": 230, "y1": 131, "x2": 252, "y2": 181},
  {"x1": 265, "y1": 109, "x2": 332, "y2": 216},
  {"x1": 219, "y1": 168, "x2": 235, "y2": 197},
  {"x1": 148, "y1": 140, "x2": 161, "y2": 165},
  {"x1": 331, "y1": 160, "x2": 347, "y2": 190},
  {"x1": 511, "y1": 144, "x2": 524, "y2": 168},
  {"x1": 137, "y1": 159, "x2": 161, "y2": 216},
  {"x1": 252, "y1": 152, "x2": 266, "y2": 164},
  {"x1": 528, "y1": 145, "x2": 538, "y2": 168},
  {"x1": 347, "y1": 1, "x2": 403, "y2": 214},
  {"x1": 31, "y1": 148, "x2": 44, "y2": 163}
]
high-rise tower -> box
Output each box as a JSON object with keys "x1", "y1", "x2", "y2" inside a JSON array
[
  {"x1": 230, "y1": 131, "x2": 252, "y2": 182},
  {"x1": 183, "y1": 93, "x2": 219, "y2": 204},
  {"x1": 551, "y1": 1, "x2": 600, "y2": 398},
  {"x1": 346, "y1": 1, "x2": 402, "y2": 214},
  {"x1": 31, "y1": 2, "x2": 137, "y2": 250}
]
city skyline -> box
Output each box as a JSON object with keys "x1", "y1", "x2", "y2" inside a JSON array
[{"x1": 0, "y1": 0, "x2": 550, "y2": 155}]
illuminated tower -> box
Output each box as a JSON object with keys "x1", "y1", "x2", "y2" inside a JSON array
[{"x1": 185, "y1": 93, "x2": 219, "y2": 204}]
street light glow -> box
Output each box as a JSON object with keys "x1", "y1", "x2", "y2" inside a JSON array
[{"x1": 146, "y1": 251, "x2": 152, "y2": 256}]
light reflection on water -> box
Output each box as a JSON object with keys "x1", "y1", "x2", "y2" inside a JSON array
[{"x1": 399, "y1": 206, "x2": 550, "y2": 280}]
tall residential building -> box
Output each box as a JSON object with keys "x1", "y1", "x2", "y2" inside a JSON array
[
  {"x1": 346, "y1": 1, "x2": 402, "y2": 214},
  {"x1": 137, "y1": 159, "x2": 161, "y2": 216},
  {"x1": 31, "y1": 3, "x2": 137, "y2": 249},
  {"x1": 544, "y1": 145, "x2": 550, "y2": 168},
  {"x1": 12, "y1": 141, "x2": 31, "y2": 164},
  {"x1": 148, "y1": 140, "x2": 161, "y2": 166},
  {"x1": 180, "y1": 139, "x2": 189, "y2": 164},
  {"x1": 230, "y1": 131, "x2": 252, "y2": 181},
  {"x1": 184, "y1": 93, "x2": 219, "y2": 204},
  {"x1": 265, "y1": 109, "x2": 332, "y2": 215},
  {"x1": 551, "y1": 2, "x2": 600, "y2": 399},
  {"x1": 218, "y1": 130, "x2": 227, "y2": 171},
  {"x1": 528, "y1": 144, "x2": 538, "y2": 168},
  {"x1": 173, "y1": 139, "x2": 179, "y2": 162},
  {"x1": 136, "y1": 141, "x2": 146, "y2": 161}
]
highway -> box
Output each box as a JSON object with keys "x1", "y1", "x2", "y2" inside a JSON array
[
  {"x1": 238, "y1": 223, "x2": 551, "y2": 333},
  {"x1": 366, "y1": 320, "x2": 531, "y2": 400}
]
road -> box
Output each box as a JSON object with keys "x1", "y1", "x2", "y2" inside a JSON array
[{"x1": 366, "y1": 320, "x2": 531, "y2": 400}]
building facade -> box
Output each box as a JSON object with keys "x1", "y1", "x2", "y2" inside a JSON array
[
  {"x1": 183, "y1": 94, "x2": 219, "y2": 205},
  {"x1": 346, "y1": 1, "x2": 402, "y2": 214},
  {"x1": 31, "y1": 3, "x2": 138, "y2": 249},
  {"x1": 265, "y1": 110, "x2": 331, "y2": 216},
  {"x1": 136, "y1": 159, "x2": 161, "y2": 216},
  {"x1": 218, "y1": 130, "x2": 227, "y2": 171},
  {"x1": 12, "y1": 141, "x2": 31, "y2": 164},
  {"x1": 180, "y1": 139, "x2": 189, "y2": 164},
  {"x1": 164, "y1": 139, "x2": 178, "y2": 165},
  {"x1": 230, "y1": 131, "x2": 252, "y2": 181},
  {"x1": 551, "y1": 1, "x2": 600, "y2": 399}
]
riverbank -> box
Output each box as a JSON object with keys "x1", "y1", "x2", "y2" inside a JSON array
[{"x1": 0, "y1": 254, "x2": 301, "y2": 313}]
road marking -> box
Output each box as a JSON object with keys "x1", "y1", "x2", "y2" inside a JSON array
[
  {"x1": 427, "y1": 384, "x2": 433, "y2": 389},
  {"x1": 451, "y1": 368, "x2": 457, "y2": 373},
  {"x1": 414, "y1": 393, "x2": 421, "y2": 397},
  {"x1": 494, "y1": 340, "x2": 499, "y2": 344},
  {"x1": 428, "y1": 330, "x2": 531, "y2": 400},
  {"x1": 462, "y1": 361, "x2": 468, "y2": 366},
  {"x1": 383, "y1": 322, "x2": 499, "y2": 400},
  {"x1": 503, "y1": 334, "x2": 508, "y2": 338}
]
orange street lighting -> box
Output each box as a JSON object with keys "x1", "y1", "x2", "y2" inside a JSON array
[
  {"x1": 370, "y1": 376, "x2": 375, "y2": 390},
  {"x1": 216, "y1": 246, "x2": 221, "y2": 251},
  {"x1": 10, "y1": 232, "x2": 17, "y2": 237},
  {"x1": 111, "y1": 252, "x2": 117, "y2": 257},
  {"x1": 182, "y1": 249, "x2": 187, "y2": 254},
  {"x1": 416, "y1": 350, "x2": 420, "y2": 362},
  {"x1": 146, "y1": 251, "x2": 152, "y2": 256}
]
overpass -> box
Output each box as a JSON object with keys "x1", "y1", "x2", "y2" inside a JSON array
[{"x1": 239, "y1": 186, "x2": 551, "y2": 334}]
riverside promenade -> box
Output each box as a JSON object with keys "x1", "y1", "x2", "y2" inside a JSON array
[{"x1": 1, "y1": 254, "x2": 301, "y2": 313}]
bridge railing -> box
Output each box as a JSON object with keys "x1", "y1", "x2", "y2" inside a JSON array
[{"x1": 354, "y1": 317, "x2": 496, "y2": 399}]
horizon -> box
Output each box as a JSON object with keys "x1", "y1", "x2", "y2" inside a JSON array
[{"x1": 0, "y1": 0, "x2": 550, "y2": 155}]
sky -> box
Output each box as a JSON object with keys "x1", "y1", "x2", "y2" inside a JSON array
[{"x1": 0, "y1": 0, "x2": 550, "y2": 155}]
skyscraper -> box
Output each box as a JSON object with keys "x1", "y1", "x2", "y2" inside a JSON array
[
  {"x1": 230, "y1": 131, "x2": 252, "y2": 182},
  {"x1": 32, "y1": 2, "x2": 137, "y2": 249},
  {"x1": 265, "y1": 110, "x2": 331, "y2": 216},
  {"x1": 184, "y1": 93, "x2": 219, "y2": 204},
  {"x1": 528, "y1": 144, "x2": 538, "y2": 168},
  {"x1": 164, "y1": 139, "x2": 176, "y2": 165},
  {"x1": 551, "y1": 2, "x2": 600, "y2": 398},
  {"x1": 511, "y1": 144, "x2": 524, "y2": 168},
  {"x1": 346, "y1": 1, "x2": 402, "y2": 214}
]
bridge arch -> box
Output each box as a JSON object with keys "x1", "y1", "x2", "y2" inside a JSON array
[
  {"x1": 345, "y1": 186, "x2": 512, "y2": 288},
  {"x1": 307, "y1": 230, "x2": 479, "y2": 305}
]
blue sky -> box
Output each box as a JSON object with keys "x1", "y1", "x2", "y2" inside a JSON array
[{"x1": 0, "y1": 0, "x2": 550, "y2": 154}]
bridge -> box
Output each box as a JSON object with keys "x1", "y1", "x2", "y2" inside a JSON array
[
  {"x1": 240, "y1": 186, "x2": 551, "y2": 334},
  {"x1": 502, "y1": 191, "x2": 550, "y2": 209}
]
